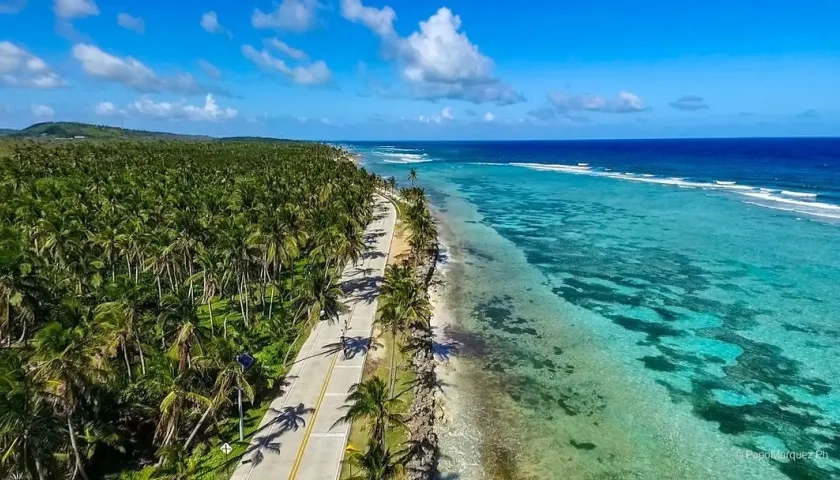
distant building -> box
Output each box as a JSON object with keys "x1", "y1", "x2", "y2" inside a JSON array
[{"x1": 74, "y1": 135, "x2": 86, "y2": 139}]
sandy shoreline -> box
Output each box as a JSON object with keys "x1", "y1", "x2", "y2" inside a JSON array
[{"x1": 429, "y1": 222, "x2": 490, "y2": 479}]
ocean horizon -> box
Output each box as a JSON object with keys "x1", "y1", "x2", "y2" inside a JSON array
[{"x1": 353, "y1": 137, "x2": 840, "y2": 479}]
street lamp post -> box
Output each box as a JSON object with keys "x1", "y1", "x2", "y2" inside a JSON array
[{"x1": 235, "y1": 353, "x2": 255, "y2": 442}]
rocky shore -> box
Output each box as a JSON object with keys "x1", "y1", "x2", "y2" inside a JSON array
[{"x1": 404, "y1": 242, "x2": 442, "y2": 480}]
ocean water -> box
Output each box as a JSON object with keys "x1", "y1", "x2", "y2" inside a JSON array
[{"x1": 350, "y1": 139, "x2": 840, "y2": 480}]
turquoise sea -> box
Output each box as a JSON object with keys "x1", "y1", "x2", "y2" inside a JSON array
[{"x1": 351, "y1": 139, "x2": 840, "y2": 480}]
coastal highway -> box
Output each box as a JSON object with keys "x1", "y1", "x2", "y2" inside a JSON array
[{"x1": 230, "y1": 194, "x2": 396, "y2": 480}]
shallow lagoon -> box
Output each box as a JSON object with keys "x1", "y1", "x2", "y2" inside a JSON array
[{"x1": 356, "y1": 140, "x2": 840, "y2": 479}]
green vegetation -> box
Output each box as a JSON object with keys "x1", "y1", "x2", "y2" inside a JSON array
[
  {"x1": 339, "y1": 178, "x2": 440, "y2": 480},
  {"x1": 0, "y1": 122, "x2": 298, "y2": 142},
  {"x1": 5, "y1": 122, "x2": 210, "y2": 140},
  {"x1": 0, "y1": 140, "x2": 378, "y2": 479}
]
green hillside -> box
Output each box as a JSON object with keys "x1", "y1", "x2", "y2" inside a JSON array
[
  {"x1": 0, "y1": 122, "x2": 297, "y2": 142},
  {"x1": 8, "y1": 122, "x2": 209, "y2": 140}
]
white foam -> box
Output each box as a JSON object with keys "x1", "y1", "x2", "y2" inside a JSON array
[
  {"x1": 378, "y1": 152, "x2": 432, "y2": 164},
  {"x1": 482, "y1": 161, "x2": 839, "y2": 220},
  {"x1": 739, "y1": 192, "x2": 840, "y2": 211},
  {"x1": 382, "y1": 157, "x2": 433, "y2": 164},
  {"x1": 743, "y1": 202, "x2": 840, "y2": 220},
  {"x1": 780, "y1": 190, "x2": 818, "y2": 198},
  {"x1": 511, "y1": 162, "x2": 592, "y2": 173}
]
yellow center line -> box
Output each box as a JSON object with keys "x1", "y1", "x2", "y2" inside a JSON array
[{"x1": 288, "y1": 349, "x2": 340, "y2": 479}]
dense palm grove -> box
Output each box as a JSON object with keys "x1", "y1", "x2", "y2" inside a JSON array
[{"x1": 0, "y1": 141, "x2": 378, "y2": 479}]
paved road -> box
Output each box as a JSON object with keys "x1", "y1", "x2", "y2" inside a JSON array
[{"x1": 231, "y1": 195, "x2": 396, "y2": 480}]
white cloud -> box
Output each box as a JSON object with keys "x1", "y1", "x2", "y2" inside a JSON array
[
  {"x1": 72, "y1": 44, "x2": 229, "y2": 96},
  {"x1": 296, "y1": 115, "x2": 333, "y2": 125},
  {"x1": 252, "y1": 0, "x2": 320, "y2": 32},
  {"x1": 342, "y1": 2, "x2": 523, "y2": 105},
  {"x1": 54, "y1": 0, "x2": 97, "y2": 19},
  {"x1": 94, "y1": 101, "x2": 118, "y2": 115},
  {"x1": 416, "y1": 106, "x2": 455, "y2": 124},
  {"x1": 31, "y1": 104, "x2": 54, "y2": 118},
  {"x1": 73, "y1": 43, "x2": 157, "y2": 89},
  {"x1": 126, "y1": 94, "x2": 237, "y2": 121},
  {"x1": 548, "y1": 90, "x2": 647, "y2": 114},
  {"x1": 264, "y1": 38, "x2": 307, "y2": 60},
  {"x1": 0, "y1": 41, "x2": 65, "y2": 88},
  {"x1": 117, "y1": 13, "x2": 144, "y2": 33},
  {"x1": 197, "y1": 59, "x2": 222, "y2": 79},
  {"x1": 201, "y1": 11, "x2": 231, "y2": 37},
  {"x1": 0, "y1": 0, "x2": 27, "y2": 14},
  {"x1": 241, "y1": 45, "x2": 331, "y2": 85},
  {"x1": 340, "y1": 0, "x2": 396, "y2": 37},
  {"x1": 483, "y1": 112, "x2": 495, "y2": 122}
]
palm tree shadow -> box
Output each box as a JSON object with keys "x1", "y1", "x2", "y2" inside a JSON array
[
  {"x1": 237, "y1": 403, "x2": 314, "y2": 467},
  {"x1": 322, "y1": 335, "x2": 383, "y2": 360},
  {"x1": 340, "y1": 275, "x2": 383, "y2": 305},
  {"x1": 432, "y1": 339, "x2": 460, "y2": 362},
  {"x1": 364, "y1": 230, "x2": 386, "y2": 244},
  {"x1": 395, "y1": 375, "x2": 450, "y2": 399}
]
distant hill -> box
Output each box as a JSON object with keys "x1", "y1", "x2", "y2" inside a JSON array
[
  {"x1": 0, "y1": 122, "x2": 297, "y2": 143},
  {"x1": 3, "y1": 122, "x2": 210, "y2": 140}
]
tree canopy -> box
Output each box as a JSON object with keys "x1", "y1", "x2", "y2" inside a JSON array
[{"x1": 0, "y1": 140, "x2": 377, "y2": 478}]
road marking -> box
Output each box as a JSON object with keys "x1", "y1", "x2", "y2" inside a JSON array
[
  {"x1": 288, "y1": 252, "x2": 371, "y2": 480},
  {"x1": 288, "y1": 349, "x2": 340, "y2": 479},
  {"x1": 310, "y1": 433, "x2": 346, "y2": 438}
]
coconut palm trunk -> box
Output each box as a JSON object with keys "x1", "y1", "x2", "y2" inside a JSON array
[{"x1": 66, "y1": 417, "x2": 90, "y2": 480}]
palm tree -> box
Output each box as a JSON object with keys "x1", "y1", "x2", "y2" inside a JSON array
[
  {"x1": 0, "y1": 351, "x2": 61, "y2": 480},
  {"x1": 379, "y1": 263, "x2": 432, "y2": 395},
  {"x1": 406, "y1": 168, "x2": 418, "y2": 187},
  {"x1": 345, "y1": 440, "x2": 406, "y2": 480},
  {"x1": 335, "y1": 377, "x2": 405, "y2": 446},
  {"x1": 30, "y1": 321, "x2": 110, "y2": 480},
  {"x1": 184, "y1": 337, "x2": 254, "y2": 450},
  {"x1": 0, "y1": 139, "x2": 381, "y2": 477}
]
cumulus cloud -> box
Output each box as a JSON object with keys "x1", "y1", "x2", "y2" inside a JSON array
[
  {"x1": 100, "y1": 94, "x2": 238, "y2": 121},
  {"x1": 201, "y1": 11, "x2": 231, "y2": 37},
  {"x1": 31, "y1": 104, "x2": 54, "y2": 118},
  {"x1": 117, "y1": 13, "x2": 144, "y2": 33},
  {"x1": 548, "y1": 90, "x2": 647, "y2": 114},
  {"x1": 54, "y1": 0, "x2": 97, "y2": 19},
  {"x1": 341, "y1": 1, "x2": 523, "y2": 105},
  {"x1": 0, "y1": 0, "x2": 28, "y2": 14},
  {"x1": 483, "y1": 112, "x2": 495, "y2": 122},
  {"x1": 416, "y1": 106, "x2": 456, "y2": 124},
  {"x1": 0, "y1": 41, "x2": 66, "y2": 88},
  {"x1": 341, "y1": 0, "x2": 396, "y2": 37},
  {"x1": 264, "y1": 38, "x2": 307, "y2": 60},
  {"x1": 241, "y1": 44, "x2": 331, "y2": 85},
  {"x1": 669, "y1": 95, "x2": 708, "y2": 111},
  {"x1": 94, "y1": 101, "x2": 118, "y2": 115},
  {"x1": 252, "y1": 0, "x2": 321, "y2": 32},
  {"x1": 72, "y1": 44, "x2": 231, "y2": 96},
  {"x1": 197, "y1": 59, "x2": 222, "y2": 79}
]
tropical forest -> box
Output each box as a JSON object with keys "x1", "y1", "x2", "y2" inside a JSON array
[{"x1": 0, "y1": 140, "x2": 384, "y2": 479}]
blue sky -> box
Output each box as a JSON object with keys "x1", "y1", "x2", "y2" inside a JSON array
[{"x1": 1, "y1": 0, "x2": 839, "y2": 140}]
